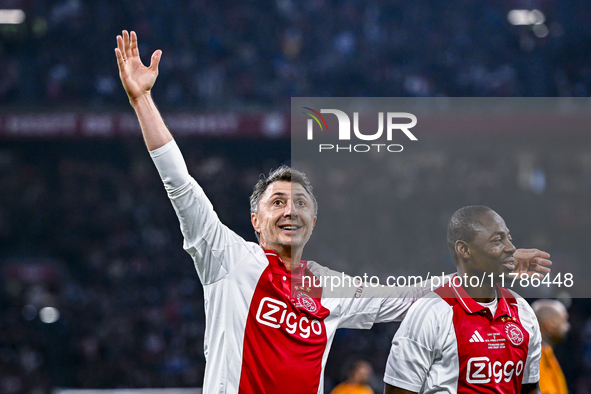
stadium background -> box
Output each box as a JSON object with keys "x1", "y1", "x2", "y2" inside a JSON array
[{"x1": 1, "y1": 0, "x2": 591, "y2": 393}]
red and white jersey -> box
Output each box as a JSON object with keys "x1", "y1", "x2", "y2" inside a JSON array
[
  {"x1": 150, "y1": 140, "x2": 438, "y2": 394},
  {"x1": 384, "y1": 276, "x2": 541, "y2": 393}
]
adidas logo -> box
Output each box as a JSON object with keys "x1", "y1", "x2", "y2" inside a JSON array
[{"x1": 469, "y1": 330, "x2": 485, "y2": 343}]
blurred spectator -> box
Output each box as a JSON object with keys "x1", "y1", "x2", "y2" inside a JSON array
[
  {"x1": 331, "y1": 360, "x2": 374, "y2": 394},
  {"x1": 1, "y1": 1, "x2": 590, "y2": 110},
  {"x1": 533, "y1": 299, "x2": 570, "y2": 394}
]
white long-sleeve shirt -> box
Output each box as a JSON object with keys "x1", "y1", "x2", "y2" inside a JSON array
[{"x1": 150, "y1": 140, "x2": 442, "y2": 394}]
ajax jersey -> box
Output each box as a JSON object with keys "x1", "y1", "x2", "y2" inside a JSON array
[
  {"x1": 150, "y1": 140, "x2": 437, "y2": 394},
  {"x1": 384, "y1": 276, "x2": 541, "y2": 393}
]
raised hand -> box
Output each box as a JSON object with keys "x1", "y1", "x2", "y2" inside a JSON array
[
  {"x1": 115, "y1": 30, "x2": 162, "y2": 103},
  {"x1": 512, "y1": 248, "x2": 552, "y2": 279}
]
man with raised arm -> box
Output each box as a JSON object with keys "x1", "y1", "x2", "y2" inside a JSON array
[
  {"x1": 384, "y1": 206, "x2": 543, "y2": 394},
  {"x1": 114, "y1": 31, "x2": 551, "y2": 394}
]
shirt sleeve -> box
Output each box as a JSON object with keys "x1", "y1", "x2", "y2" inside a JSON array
[
  {"x1": 383, "y1": 295, "x2": 444, "y2": 392},
  {"x1": 520, "y1": 301, "x2": 542, "y2": 384},
  {"x1": 150, "y1": 140, "x2": 250, "y2": 285},
  {"x1": 332, "y1": 272, "x2": 452, "y2": 329}
]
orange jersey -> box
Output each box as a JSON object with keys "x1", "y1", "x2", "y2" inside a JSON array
[
  {"x1": 539, "y1": 343, "x2": 568, "y2": 394},
  {"x1": 330, "y1": 382, "x2": 374, "y2": 394}
]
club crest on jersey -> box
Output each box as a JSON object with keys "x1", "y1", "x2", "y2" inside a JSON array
[
  {"x1": 295, "y1": 291, "x2": 318, "y2": 313},
  {"x1": 505, "y1": 322, "x2": 524, "y2": 346}
]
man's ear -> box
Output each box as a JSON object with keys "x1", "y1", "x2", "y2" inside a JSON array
[
  {"x1": 455, "y1": 240, "x2": 470, "y2": 260},
  {"x1": 251, "y1": 213, "x2": 260, "y2": 233}
]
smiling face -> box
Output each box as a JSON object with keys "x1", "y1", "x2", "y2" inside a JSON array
[
  {"x1": 459, "y1": 210, "x2": 517, "y2": 279},
  {"x1": 251, "y1": 181, "x2": 317, "y2": 256}
]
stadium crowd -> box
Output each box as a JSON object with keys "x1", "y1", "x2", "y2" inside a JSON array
[
  {"x1": 0, "y1": 136, "x2": 590, "y2": 393},
  {"x1": 2, "y1": 0, "x2": 591, "y2": 393},
  {"x1": 1, "y1": 0, "x2": 591, "y2": 110}
]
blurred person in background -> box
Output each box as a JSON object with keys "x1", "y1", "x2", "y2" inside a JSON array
[
  {"x1": 532, "y1": 299, "x2": 570, "y2": 394},
  {"x1": 115, "y1": 30, "x2": 552, "y2": 394},
  {"x1": 331, "y1": 360, "x2": 374, "y2": 394}
]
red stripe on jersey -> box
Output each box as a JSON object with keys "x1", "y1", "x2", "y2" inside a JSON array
[
  {"x1": 436, "y1": 276, "x2": 529, "y2": 393},
  {"x1": 238, "y1": 251, "x2": 330, "y2": 394}
]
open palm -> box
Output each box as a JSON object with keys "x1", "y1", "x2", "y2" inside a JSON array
[{"x1": 115, "y1": 30, "x2": 162, "y2": 102}]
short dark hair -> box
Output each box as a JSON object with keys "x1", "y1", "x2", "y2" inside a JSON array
[
  {"x1": 447, "y1": 205, "x2": 494, "y2": 264},
  {"x1": 250, "y1": 165, "x2": 318, "y2": 240}
]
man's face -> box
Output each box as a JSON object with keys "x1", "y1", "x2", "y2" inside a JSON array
[
  {"x1": 351, "y1": 362, "x2": 373, "y2": 384},
  {"x1": 251, "y1": 181, "x2": 317, "y2": 253},
  {"x1": 466, "y1": 211, "x2": 517, "y2": 278},
  {"x1": 549, "y1": 307, "x2": 571, "y2": 342}
]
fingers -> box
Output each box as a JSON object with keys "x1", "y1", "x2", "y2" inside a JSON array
[
  {"x1": 536, "y1": 263, "x2": 552, "y2": 272},
  {"x1": 149, "y1": 49, "x2": 162, "y2": 72},
  {"x1": 116, "y1": 33, "x2": 129, "y2": 65},
  {"x1": 528, "y1": 272, "x2": 545, "y2": 279},
  {"x1": 118, "y1": 30, "x2": 148, "y2": 64},
  {"x1": 533, "y1": 256, "x2": 552, "y2": 268},
  {"x1": 525, "y1": 265, "x2": 550, "y2": 279},
  {"x1": 116, "y1": 34, "x2": 125, "y2": 59},
  {"x1": 524, "y1": 254, "x2": 552, "y2": 279},
  {"x1": 515, "y1": 248, "x2": 551, "y2": 259},
  {"x1": 530, "y1": 264, "x2": 551, "y2": 274},
  {"x1": 114, "y1": 47, "x2": 126, "y2": 71},
  {"x1": 515, "y1": 248, "x2": 552, "y2": 268},
  {"x1": 115, "y1": 34, "x2": 129, "y2": 73},
  {"x1": 122, "y1": 30, "x2": 133, "y2": 60},
  {"x1": 131, "y1": 31, "x2": 140, "y2": 58}
]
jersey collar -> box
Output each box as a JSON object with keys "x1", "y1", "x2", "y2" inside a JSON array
[
  {"x1": 449, "y1": 274, "x2": 513, "y2": 318},
  {"x1": 263, "y1": 249, "x2": 307, "y2": 275}
]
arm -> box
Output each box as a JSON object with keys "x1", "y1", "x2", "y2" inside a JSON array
[
  {"x1": 372, "y1": 274, "x2": 452, "y2": 323},
  {"x1": 384, "y1": 384, "x2": 416, "y2": 394},
  {"x1": 372, "y1": 246, "x2": 551, "y2": 322},
  {"x1": 520, "y1": 298, "x2": 543, "y2": 389},
  {"x1": 115, "y1": 30, "x2": 171, "y2": 151},
  {"x1": 115, "y1": 31, "x2": 248, "y2": 284},
  {"x1": 310, "y1": 263, "x2": 452, "y2": 328},
  {"x1": 372, "y1": 248, "x2": 550, "y2": 324},
  {"x1": 335, "y1": 246, "x2": 549, "y2": 327},
  {"x1": 383, "y1": 296, "x2": 443, "y2": 392},
  {"x1": 364, "y1": 247, "x2": 550, "y2": 325}
]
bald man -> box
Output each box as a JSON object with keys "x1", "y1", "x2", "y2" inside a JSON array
[{"x1": 532, "y1": 300, "x2": 570, "y2": 394}]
